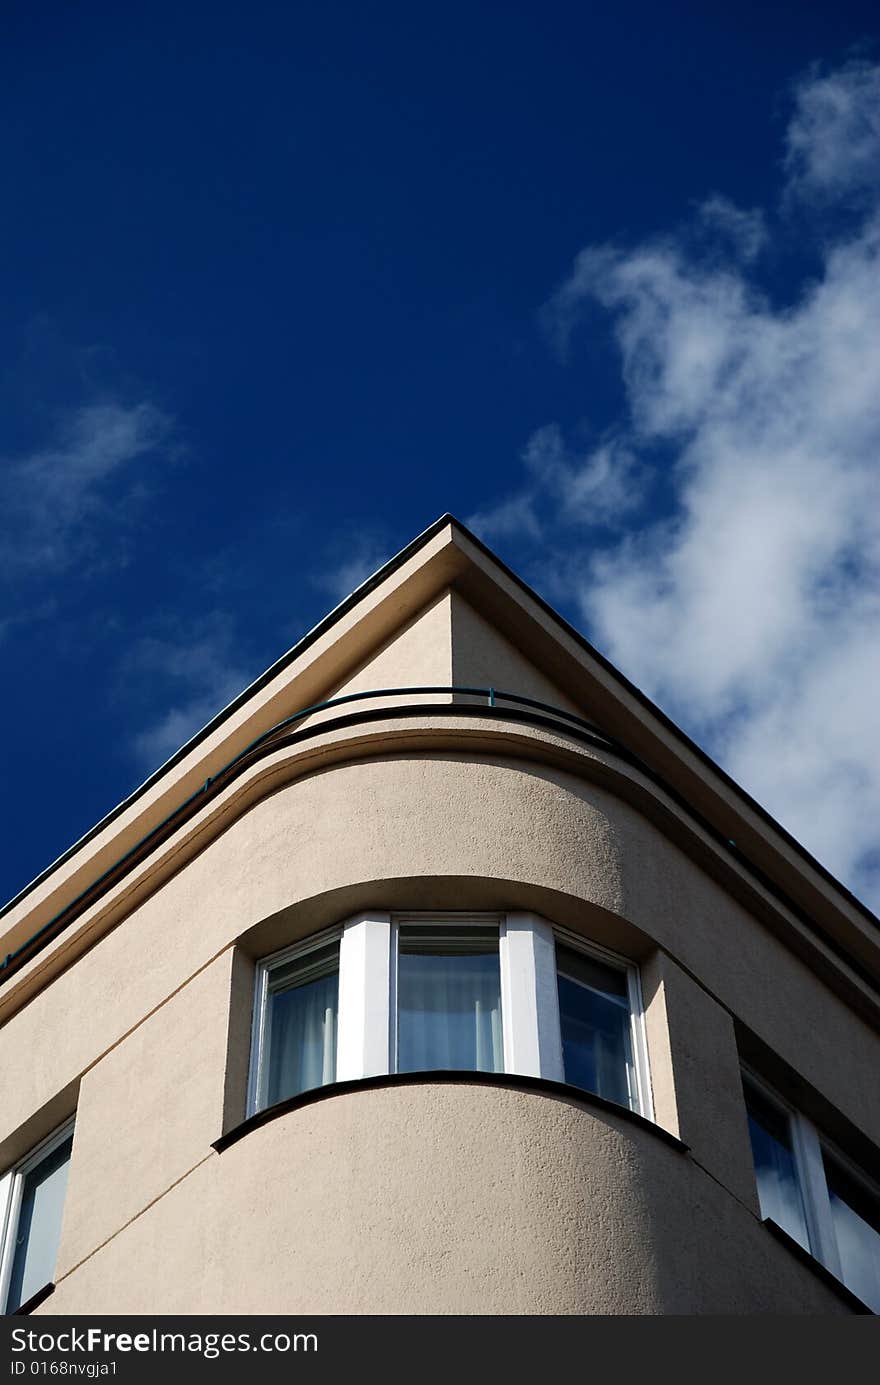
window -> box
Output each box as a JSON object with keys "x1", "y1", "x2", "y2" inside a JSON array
[
  {"x1": 0, "y1": 1120, "x2": 74, "y2": 1315},
  {"x1": 743, "y1": 1072, "x2": 880, "y2": 1311},
  {"x1": 743, "y1": 1076, "x2": 809, "y2": 1249},
  {"x1": 394, "y1": 924, "x2": 502, "y2": 1074},
  {"x1": 248, "y1": 912, "x2": 651, "y2": 1123},
  {"x1": 556, "y1": 941, "x2": 638, "y2": 1110},
  {"x1": 249, "y1": 935, "x2": 340, "y2": 1111}
]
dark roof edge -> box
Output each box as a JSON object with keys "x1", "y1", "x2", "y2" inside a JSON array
[
  {"x1": 0, "y1": 514, "x2": 456, "y2": 922},
  {"x1": 3, "y1": 511, "x2": 876, "y2": 935},
  {"x1": 451, "y1": 517, "x2": 878, "y2": 932}
]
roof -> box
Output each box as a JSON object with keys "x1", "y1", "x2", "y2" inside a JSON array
[{"x1": 2, "y1": 513, "x2": 877, "y2": 1018}]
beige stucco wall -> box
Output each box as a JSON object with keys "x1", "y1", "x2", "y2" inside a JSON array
[
  {"x1": 42, "y1": 1083, "x2": 851, "y2": 1315},
  {"x1": 55, "y1": 950, "x2": 240, "y2": 1280},
  {"x1": 3, "y1": 752, "x2": 875, "y2": 1158},
  {"x1": 4, "y1": 521, "x2": 872, "y2": 1005},
  {"x1": 296, "y1": 588, "x2": 584, "y2": 726},
  {"x1": 299, "y1": 592, "x2": 455, "y2": 731},
  {"x1": 1, "y1": 732, "x2": 877, "y2": 1314},
  {"x1": 449, "y1": 593, "x2": 584, "y2": 716},
  {"x1": 640, "y1": 950, "x2": 756, "y2": 1212}
]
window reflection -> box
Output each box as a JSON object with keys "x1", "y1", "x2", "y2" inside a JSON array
[
  {"x1": 556, "y1": 944, "x2": 635, "y2": 1109},
  {"x1": 823, "y1": 1150, "x2": 880, "y2": 1313},
  {"x1": 743, "y1": 1079, "x2": 810, "y2": 1252},
  {"x1": 4, "y1": 1133, "x2": 73, "y2": 1315}
]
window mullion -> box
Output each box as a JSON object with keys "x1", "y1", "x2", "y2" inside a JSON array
[
  {"x1": 337, "y1": 912, "x2": 392, "y2": 1081},
  {"x1": 792, "y1": 1113, "x2": 841, "y2": 1277},
  {"x1": 626, "y1": 969, "x2": 654, "y2": 1122},
  {"x1": 246, "y1": 960, "x2": 272, "y2": 1117},
  {"x1": 501, "y1": 913, "x2": 564, "y2": 1081}
]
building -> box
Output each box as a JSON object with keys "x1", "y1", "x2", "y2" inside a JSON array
[{"x1": 0, "y1": 515, "x2": 878, "y2": 1316}]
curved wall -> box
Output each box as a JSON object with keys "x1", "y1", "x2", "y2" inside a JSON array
[
  {"x1": 4, "y1": 741, "x2": 877, "y2": 1153},
  {"x1": 1, "y1": 724, "x2": 876, "y2": 1316},
  {"x1": 43, "y1": 1082, "x2": 851, "y2": 1315}
]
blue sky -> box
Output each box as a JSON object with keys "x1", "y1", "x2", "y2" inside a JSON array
[{"x1": 1, "y1": 2, "x2": 878, "y2": 913}]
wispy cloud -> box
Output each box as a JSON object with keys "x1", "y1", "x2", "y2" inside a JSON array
[
  {"x1": 123, "y1": 614, "x2": 255, "y2": 773},
  {"x1": 696, "y1": 195, "x2": 767, "y2": 262},
  {"x1": 0, "y1": 401, "x2": 173, "y2": 617},
  {"x1": 467, "y1": 424, "x2": 643, "y2": 544},
  {"x1": 784, "y1": 59, "x2": 880, "y2": 204},
  {"x1": 468, "y1": 59, "x2": 880, "y2": 908},
  {"x1": 314, "y1": 531, "x2": 395, "y2": 604},
  {"x1": 126, "y1": 528, "x2": 388, "y2": 777}
]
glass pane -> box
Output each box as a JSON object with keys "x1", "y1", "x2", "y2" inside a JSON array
[
  {"x1": 5, "y1": 1134, "x2": 73, "y2": 1314},
  {"x1": 823, "y1": 1150, "x2": 880, "y2": 1312},
  {"x1": 743, "y1": 1080, "x2": 809, "y2": 1251},
  {"x1": 397, "y1": 926, "x2": 502, "y2": 1074},
  {"x1": 556, "y1": 944, "x2": 634, "y2": 1108},
  {"x1": 557, "y1": 945, "x2": 629, "y2": 1000},
  {"x1": 265, "y1": 943, "x2": 339, "y2": 1106}
]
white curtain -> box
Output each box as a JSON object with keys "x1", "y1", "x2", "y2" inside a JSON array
[
  {"x1": 397, "y1": 943, "x2": 502, "y2": 1073},
  {"x1": 267, "y1": 971, "x2": 338, "y2": 1104}
]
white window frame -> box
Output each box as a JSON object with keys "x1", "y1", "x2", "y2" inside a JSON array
[
  {"x1": 0, "y1": 1117, "x2": 75, "y2": 1315},
  {"x1": 338, "y1": 912, "x2": 392, "y2": 1082},
  {"x1": 247, "y1": 925, "x2": 344, "y2": 1116},
  {"x1": 742, "y1": 1067, "x2": 880, "y2": 1300},
  {"x1": 500, "y1": 912, "x2": 563, "y2": 1082},
  {"x1": 390, "y1": 912, "x2": 506, "y2": 1077},
  {"x1": 248, "y1": 911, "x2": 652, "y2": 1121}
]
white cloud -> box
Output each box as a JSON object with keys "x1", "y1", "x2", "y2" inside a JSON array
[
  {"x1": 129, "y1": 527, "x2": 399, "y2": 776},
  {"x1": 785, "y1": 60, "x2": 880, "y2": 203},
  {"x1": 469, "y1": 60, "x2": 880, "y2": 908},
  {"x1": 467, "y1": 424, "x2": 643, "y2": 543},
  {"x1": 467, "y1": 489, "x2": 544, "y2": 544},
  {"x1": 0, "y1": 401, "x2": 172, "y2": 600},
  {"x1": 314, "y1": 532, "x2": 395, "y2": 604},
  {"x1": 697, "y1": 195, "x2": 767, "y2": 262},
  {"x1": 124, "y1": 616, "x2": 253, "y2": 772}
]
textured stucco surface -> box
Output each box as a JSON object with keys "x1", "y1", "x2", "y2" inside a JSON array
[
  {"x1": 641, "y1": 950, "x2": 760, "y2": 1213},
  {"x1": 6, "y1": 518, "x2": 871, "y2": 1000},
  {"x1": 3, "y1": 533, "x2": 876, "y2": 1320},
  {"x1": 449, "y1": 593, "x2": 583, "y2": 716},
  {"x1": 55, "y1": 950, "x2": 238, "y2": 1279},
  {"x1": 42, "y1": 1083, "x2": 851, "y2": 1316},
  {"x1": 299, "y1": 591, "x2": 455, "y2": 731},
  {"x1": 3, "y1": 753, "x2": 877, "y2": 1164}
]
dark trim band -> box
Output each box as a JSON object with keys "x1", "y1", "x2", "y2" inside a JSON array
[
  {"x1": 9, "y1": 1281, "x2": 55, "y2": 1316},
  {"x1": 212, "y1": 1069, "x2": 689, "y2": 1156},
  {"x1": 3, "y1": 695, "x2": 876, "y2": 999}
]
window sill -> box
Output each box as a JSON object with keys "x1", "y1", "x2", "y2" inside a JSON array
[
  {"x1": 763, "y1": 1219, "x2": 875, "y2": 1315},
  {"x1": 213, "y1": 1069, "x2": 687, "y2": 1155}
]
